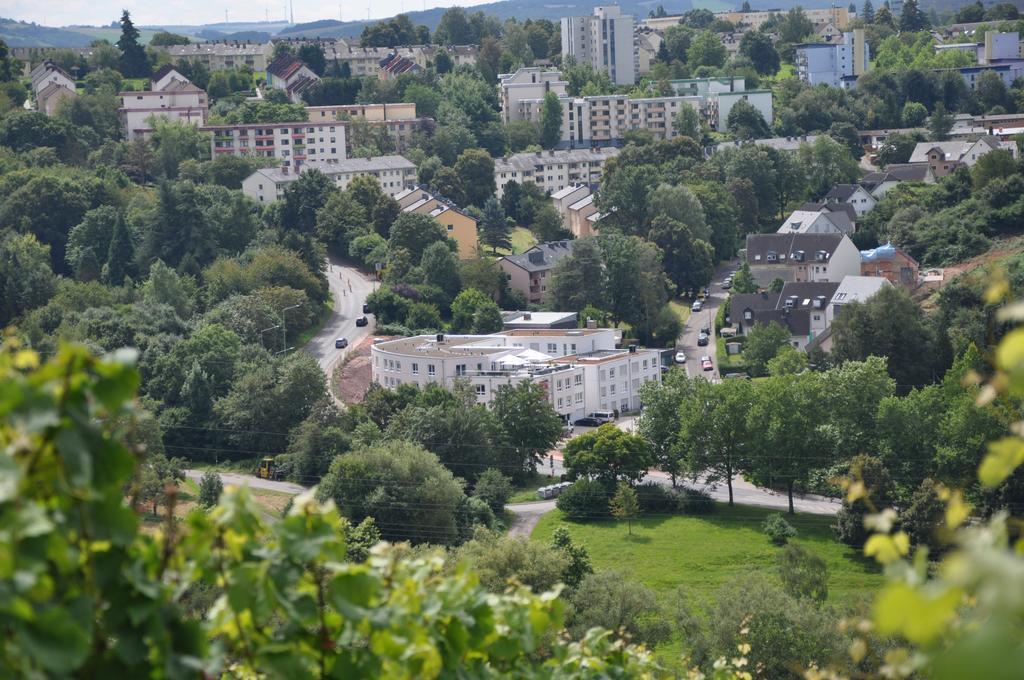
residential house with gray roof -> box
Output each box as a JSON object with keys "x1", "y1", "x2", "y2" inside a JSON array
[
  {"x1": 498, "y1": 241, "x2": 576, "y2": 305},
  {"x1": 745, "y1": 233, "x2": 861, "y2": 287}
]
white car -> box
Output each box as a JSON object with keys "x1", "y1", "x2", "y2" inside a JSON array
[
  {"x1": 674, "y1": 351, "x2": 687, "y2": 364},
  {"x1": 691, "y1": 300, "x2": 703, "y2": 312}
]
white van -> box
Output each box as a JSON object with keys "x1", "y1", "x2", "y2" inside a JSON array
[{"x1": 589, "y1": 410, "x2": 615, "y2": 424}]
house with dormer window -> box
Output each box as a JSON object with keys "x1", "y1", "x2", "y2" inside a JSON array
[{"x1": 744, "y1": 233, "x2": 861, "y2": 288}]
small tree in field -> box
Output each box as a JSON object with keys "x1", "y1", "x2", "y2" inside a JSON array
[
  {"x1": 610, "y1": 482, "x2": 641, "y2": 535},
  {"x1": 198, "y1": 470, "x2": 223, "y2": 508}
]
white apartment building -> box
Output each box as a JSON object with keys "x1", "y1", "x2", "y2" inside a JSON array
[
  {"x1": 370, "y1": 330, "x2": 661, "y2": 421},
  {"x1": 499, "y1": 67, "x2": 569, "y2": 124},
  {"x1": 561, "y1": 6, "x2": 638, "y2": 86},
  {"x1": 202, "y1": 122, "x2": 347, "y2": 167},
  {"x1": 713, "y1": 7, "x2": 851, "y2": 31},
  {"x1": 795, "y1": 30, "x2": 869, "y2": 89},
  {"x1": 306, "y1": 103, "x2": 427, "y2": 153},
  {"x1": 158, "y1": 42, "x2": 273, "y2": 72},
  {"x1": 493, "y1": 147, "x2": 620, "y2": 198},
  {"x1": 118, "y1": 67, "x2": 208, "y2": 140},
  {"x1": 241, "y1": 156, "x2": 417, "y2": 203},
  {"x1": 516, "y1": 93, "x2": 699, "y2": 147},
  {"x1": 668, "y1": 76, "x2": 774, "y2": 130}
]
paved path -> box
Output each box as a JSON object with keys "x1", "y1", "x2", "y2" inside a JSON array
[
  {"x1": 676, "y1": 259, "x2": 738, "y2": 381},
  {"x1": 507, "y1": 500, "x2": 557, "y2": 537},
  {"x1": 185, "y1": 470, "x2": 306, "y2": 495},
  {"x1": 305, "y1": 255, "x2": 377, "y2": 379}
]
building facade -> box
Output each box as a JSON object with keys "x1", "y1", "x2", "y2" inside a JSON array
[
  {"x1": 561, "y1": 6, "x2": 638, "y2": 86},
  {"x1": 202, "y1": 122, "x2": 347, "y2": 167},
  {"x1": 498, "y1": 241, "x2": 576, "y2": 305},
  {"x1": 118, "y1": 68, "x2": 207, "y2": 140},
  {"x1": 667, "y1": 76, "x2": 774, "y2": 131},
  {"x1": 795, "y1": 30, "x2": 869, "y2": 88},
  {"x1": 498, "y1": 67, "x2": 569, "y2": 124},
  {"x1": 370, "y1": 330, "x2": 662, "y2": 421},
  {"x1": 494, "y1": 147, "x2": 620, "y2": 198},
  {"x1": 860, "y1": 243, "x2": 920, "y2": 287},
  {"x1": 745, "y1": 233, "x2": 862, "y2": 287},
  {"x1": 241, "y1": 156, "x2": 417, "y2": 203},
  {"x1": 394, "y1": 187, "x2": 479, "y2": 260},
  {"x1": 159, "y1": 42, "x2": 273, "y2": 72}
]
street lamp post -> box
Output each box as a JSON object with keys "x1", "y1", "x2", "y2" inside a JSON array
[{"x1": 279, "y1": 304, "x2": 302, "y2": 354}]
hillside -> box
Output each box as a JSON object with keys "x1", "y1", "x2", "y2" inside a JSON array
[
  {"x1": 3, "y1": 0, "x2": 854, "y2": 47},
  {"x1": 0, "y1": 18, "x2": 100, "y2": 47}
]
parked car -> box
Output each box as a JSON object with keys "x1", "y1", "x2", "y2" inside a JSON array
[
  {"x1": 722, "y1": 280, "x2": 732, "y2": 289},
  {"x1": 574, "y1": 416, "x2": 602, "y2": 427},
  {"x1": 691, "y1": 300, "x2": 703, "y2": 312},
  {"x1": 362, "y1": 303, "x2": 370, "y2": 314},
  {"x1": 701, "y1": 355, "x2": 714, "y2": 371},
  {"x1": 674, "y1": 351, "x2": 687, "y2": 364},
  {"x1": 700, "y1": 325, "x2": 711, "y2": 336},
  {"x1": 355, "y1": 316, "x2": 369, "y2": 327},
  {"x1": 702, "y1": 287, "x2": 710, "y2": 297},
  {"x1": 335, "y1": 338, "x2": 349, "y2": 349},
  {"x1": 697, "y1": 333, "x2": 709, "y2": 346}
]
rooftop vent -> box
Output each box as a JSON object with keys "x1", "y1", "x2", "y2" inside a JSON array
[{"x1": 436, "y1": 333, "x2": 445, "y2": 343}]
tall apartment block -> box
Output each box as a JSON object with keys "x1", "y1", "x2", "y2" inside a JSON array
[
  {"x1": 795, "y1": 29, "x2": 869, "y2": 89},
  {"x1": 561, "y1": 6, "x2": 638, "y2": 86}
]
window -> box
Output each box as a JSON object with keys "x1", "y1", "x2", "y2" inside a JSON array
[
  {"x1": 475, "y1": 384, "x2": 486, "y2": 396},
  {"x1": 574, "y1": 374, "x2": 582, "y2": 386},
  {"x1": 609, "y1": 367, "x2": 616, "y2": 379},
  {"x1": 428, "y1": 364, "x2": 436, "y2": 376},
  {"x1": 575, "y1": 392, "x2": 583, "y2": 404},
  {"x1": 557, "y1": 398, "x2": 564, "y2": 408},
  {"x1": 455, "y1": 364, "x2": 467, "y2": 376},
  {"x1": 642, "y1": 359, "x2": 648, "y2": 369},
  {"x1": 610, "y1": 384, "x2": 616, "y2": 395},
  {"x1": 601, "y1": 387, "x2": 606, "y2": 397},
  {"x1": 411, "y1": 363, "x2": 419, "y2": 375}
]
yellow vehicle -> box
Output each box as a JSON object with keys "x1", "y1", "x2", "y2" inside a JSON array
[{"x1": 256, "y1": 457, "x2": 281, "y2": 481}]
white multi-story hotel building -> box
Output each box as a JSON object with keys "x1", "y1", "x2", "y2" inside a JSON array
[
  {"x1": 561, "y1": 6, "x2": 638, "y2": 86},
  {"x1": 371, "y1": 329, "x2": 662, "y2": 421}
]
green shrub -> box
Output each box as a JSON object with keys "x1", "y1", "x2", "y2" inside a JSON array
[
  {"x1": 473, "y1": 468, "x2": 513, "y2": 513},
  {"x1": 197, "y1": 470, "x2": 223, "y2": 508},
  {"x1": 762, "y1": 513, "x2": 798, "y2": 545},
  {"x1": 556, "y1": 479, "x2": 611, "y2": 520},
  {"x1": 676, "y1": 487, "x2": 716, "y2": 515},
  {"x1": 635, "y1": 482, "x2": 676, "y2": 513}
]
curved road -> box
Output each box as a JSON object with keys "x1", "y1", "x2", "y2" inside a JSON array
[
  {"x1": 185, "y1": 469, "x2": 306, "y2": 494},
  {"x1": 306, "y1": 255, "x2": 378, "y2": 379}
]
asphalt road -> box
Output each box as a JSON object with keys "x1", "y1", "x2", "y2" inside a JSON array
[
  {"x1": 305, "y1": 255, "x2": 378, "y2": 377},
  {"x1": 676, "y1": 259, "x2": 740, "y2": 381},
  {"x1": 185, "y1": 469, "x2": 306, "y2": 494}
]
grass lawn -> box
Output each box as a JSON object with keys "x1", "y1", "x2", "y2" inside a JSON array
[
  {"x1": 491, "y1": 227, "x2": 538, "y2": 257},
  {"x1": 531, "y1": 505, "x2": 883, "y2": 609},
  {"x1": 296, "y1": 298, "x2": 333, "y2": 348},
  {"x1": 508, "y1": 472, "x2": 561, "y2": 504},
  {"x1": 668, "y1": 299, "x2": 692, "y2": 326}
]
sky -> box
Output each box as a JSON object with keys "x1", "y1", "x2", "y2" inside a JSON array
[{"x1": 6, "y1": 0, "x2": 494, "y2": 28}]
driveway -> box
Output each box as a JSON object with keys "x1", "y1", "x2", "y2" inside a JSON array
[
  {"x1": 305, "y1": 255, "x2": 378, "y2": 377},
  {"x1": 185, "y1": 469, "x2": 306, "y2": 495},
  {"x1": 676, "y1": 259, "x2": 739, "y2": 381},
  {"x1": 507, "y1": 500, "x2": 557, "y2": 537}
]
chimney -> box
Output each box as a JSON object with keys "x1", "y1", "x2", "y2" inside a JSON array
[
  {"x1": 523, "y1": 312, "x2": 532, "y2": 320},
  {"x1": 586, "y1": 318, "x2": 597, "y2": 329},
  {"x1": 436, "y1": 333, "x2": 445, "y2": 343},
  {"x1": 629, "y1": 344, "x2": 637, "y2": 353}
]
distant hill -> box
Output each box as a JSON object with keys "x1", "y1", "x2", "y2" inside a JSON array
[
  {"x1": 0, "y1": 17, "x2": 100, "y2": 47},
  {"x1": 4, "y1": 0, "x2": 984, "y2": 50}
]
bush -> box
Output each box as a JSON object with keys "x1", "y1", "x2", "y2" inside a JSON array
[
  {"x1": 676, "y1": 487, "x2": 716, "y2": 515},
  {"x1": 197, "y1": 470, "x2": 223, "y2": 508},
  {"x1": 556, "y1": 479, "x2": 611, "y2": 520},
  {"x1": 762, "y1": 513, "x2": 798, "y2": 545},
  {"x1": 474, "y1": 468, "x2": 513, "y2": 513},
  {"x1": 635, "y1": 481, "x2": 676, "y2": 513},
  {"x1": 374, "y1": 323, "x2": 413, "y2": 336},
  {"x1": 567, "y1": 571, "x2": 672, "y2": 647}
]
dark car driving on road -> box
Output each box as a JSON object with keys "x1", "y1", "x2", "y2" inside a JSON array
[{"x1": 355, "y1": 316, "x2": 368, "y2": 327}]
